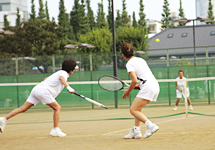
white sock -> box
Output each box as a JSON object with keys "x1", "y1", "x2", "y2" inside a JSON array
[
  {"x1": 3, "y1": 117, "x2": 7, "y2": 122},
  {"x1": 145, "y1": 120, "x2": 152, "y2": 127},
  {"x1": 134, "y1": 126, "x2": 140, "y2": 130},
  {"x1": 54, "y1": 127, "x2": 59, "y2": 130}
]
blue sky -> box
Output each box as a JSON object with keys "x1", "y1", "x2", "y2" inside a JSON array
[{"x1": 28, "y1": 0, "x2": 196, "y2": 24}]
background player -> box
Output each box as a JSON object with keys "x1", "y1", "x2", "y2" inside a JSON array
[
  {"x1": 0, "y1": 58, "x2": 76, "y2": 137},
  {"x1": 121, "y1": 42, "x2": 160, "y2": 139},
  {"x1": 173, "y1": 70, "x2": 193, "y2": 111}
]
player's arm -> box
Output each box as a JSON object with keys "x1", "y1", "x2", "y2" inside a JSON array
[
  {"x1": 175, "y1": 82, "x2": 182, "y2": 92},
  {"x1": 59, "y1": 76, "x2": 75, "y2": 94},
  {"x1": 186, "y1": 81, "x2": 188, "y2": 88},
  {"x1": 122, "y1": 71, "x2": 137, "y2": 99}
]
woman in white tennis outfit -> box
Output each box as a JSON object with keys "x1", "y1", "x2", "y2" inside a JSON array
[
  {"x1": 121, "y1": 43, "x2": 160, "y2": 139},
  {"x1": 0, "y1": 58, "x2": 76, "y2": 137},
  {"x1": 173, "y1": 70, "x2": 193, "y2": 111}
]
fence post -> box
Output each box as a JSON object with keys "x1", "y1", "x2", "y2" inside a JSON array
[
  {"x1": 206, "y1": 47, "x2": 210, "y2": 104},
  {"x1": 52, "y1": 54, "x2": 55, "y2": 73},
  {"x1": 166, "y1": 49, "x2": 171, "y2": 106}
]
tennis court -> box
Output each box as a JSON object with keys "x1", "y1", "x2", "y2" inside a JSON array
[{"x1": 0, "y1": 105, "x2": 214, "y2": 150}]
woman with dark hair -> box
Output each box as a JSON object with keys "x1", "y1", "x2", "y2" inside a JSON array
[
  {"x1": 0, "y1": 58, "x2": 77, "y2": 137},
  {"x1": 121, "y1": 42, "x2": 160, "y2": 139},
  {"x1": 173, "y1": 70, "x2": 193, "y2": 110}
]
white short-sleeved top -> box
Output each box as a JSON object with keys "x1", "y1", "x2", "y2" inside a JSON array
[
  {"x1": 38, "y1": 70, "x2": 69, "y2": 98},
  {"x1": 126, "y1": 57, "x2": 156, "y2": 82},
  {"x1": 176, "y1": 76, "x2": 187, "y2": 90}
]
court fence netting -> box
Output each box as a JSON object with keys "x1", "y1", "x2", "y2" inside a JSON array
[{"x1": 0, "y1": 72, "x2": 215, "y2": 118}]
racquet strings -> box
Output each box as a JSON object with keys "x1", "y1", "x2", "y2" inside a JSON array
[{"x1": 98, "y1": 76, "x2": 123, "y2": 91}]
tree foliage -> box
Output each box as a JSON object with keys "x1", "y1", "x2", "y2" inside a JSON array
[
  {"x1": 45, "y1": 1, "x2": 50, "y2": 21},
  {"x1": 4, "y1": 15, "x2": 9, "y2": 27},
  {"x1": 70, "y1": 0, "x2": 80, "y2": 39},
  {"x1": 121, "y1": 0, "x2": 130, "y2": 26},
  {"x1": 30, "y1": 0, "x2": 36, "y2": 20},
  {"x1": 132, "y1": 12, "x2": 137, "y2": 28},
  {"x1": 207, "y1": 0, "x2": 215, "y2": 24},
  {"x1": 16, "y1": 8, "x2": 21, "y2": 26},
  {"x1": 107, "y1": 0, "x2": 112, "y2": 31},
  {"x1": 115, "y1": 10, "x2": 122, "y2": 28},
  {"x1": 38, "y1": 0, "x2": 46, "y2": 21},
  {"x1": 161, "y1": 0, "x2": 174, "y2": 29},
  {"x1": 86, "y1": 0, "x2": 96, "y2": 30},
  {"x1": 138, "y1": 0, "x2": 146, "y2": 27},
  {"x1": 178, "y1": 0, "x2": 186, "y2": 26},
  {"x1": 79, "y1": 0, "x2": 90, "y2": 35},
  {"x1": 96, "y1": 0, "x2": 108, "y2": 29}
]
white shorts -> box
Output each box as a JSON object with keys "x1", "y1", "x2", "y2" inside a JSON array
[
  {"x1": 27, "y1": 85, "x2": 56, "y2": 106},
  {"x1": 136, "y1": 80, "x2": 160, "y2": 102},
  {"x1": 176, "y1": 88, "x2": 190, "y2": 98}
]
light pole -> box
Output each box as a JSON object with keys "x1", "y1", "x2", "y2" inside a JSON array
[
  {"x1": 176, "y1": 17, "x2": 213, "y2": 66},
  {"x1": 64, "y1": 43, "x2": 94, "y2": 71}
]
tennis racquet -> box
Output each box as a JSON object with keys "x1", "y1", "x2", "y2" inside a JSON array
[
  {"x1": 98, "y1": 75, "x2": 140, "y2": 92},
  {"x1": 73, "y1": 92, "x2": 108, "y2": 109}
]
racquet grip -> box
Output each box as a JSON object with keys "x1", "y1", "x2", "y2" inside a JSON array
[{"x1": 134, "y1": 87, "x2": 140, "y2": 90}]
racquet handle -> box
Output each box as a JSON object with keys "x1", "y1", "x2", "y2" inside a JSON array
[{"x1": 134, "y1": 87, "x2": 140, "y2": 90}]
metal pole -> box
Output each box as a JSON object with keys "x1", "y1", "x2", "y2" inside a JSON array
[
  {"x1": 111, "y1": 0, "x2": 118, "y2": 108},
  {"x1": 193, "y1": 20, "x2": 196, "y2": 66}
]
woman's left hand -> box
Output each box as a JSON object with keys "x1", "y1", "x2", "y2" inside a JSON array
[{"x1": 122, "y1": 89, "x2": 130, "y2": 99}]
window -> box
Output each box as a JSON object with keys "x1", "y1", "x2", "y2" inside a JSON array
[
  {"x1": 210, "y1": 31, "x2": 215, "y2": 36},
  {"x1": 182, "y1": 33, "x2": 187, "y2": 37},
  {"x1": 167, "y1": 33, "x2": 173, "y2": 38}
]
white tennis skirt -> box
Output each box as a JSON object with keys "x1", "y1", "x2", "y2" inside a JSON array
[
  {"x1": 136, "y1": 80, "x2": 160, "y2": 102},
  {"x1": 27, "y1": 85, "x2": 56, "y2": 106},
  {"x1": 176, "y1": 88, "x2": 190, "y2": 98}
]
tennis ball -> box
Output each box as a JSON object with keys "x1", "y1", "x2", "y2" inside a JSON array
[{"x1": 155, "y1": 39, "x2": 160, "y2": 42}]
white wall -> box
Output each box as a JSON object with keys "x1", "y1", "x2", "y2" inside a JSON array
[{"x1": 0, "y1": 10, "x2": 28, "y2": 28}]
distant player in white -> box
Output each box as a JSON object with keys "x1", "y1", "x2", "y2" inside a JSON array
[
  {"x1": 173, "y1": 70, "x2": 193, "y2": 111},
  {"x1": 121, "y1": 42, "x2": 160, "y2": 139},
  {"x1": 0, "y1": 58, "x2": 77, "y2": 137}
]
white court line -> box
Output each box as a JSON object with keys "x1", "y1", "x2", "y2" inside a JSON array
[
  {"x1": 102, "y1": 111, "x2": 215, "y2": 136},
  {"x1": 36, "y1": 134, "x2": 95, "y2": 139}
]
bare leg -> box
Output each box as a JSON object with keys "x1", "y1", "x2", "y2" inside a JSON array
[
  {"x1": 47, "y1": 101, "x2": 61, "y2": 128},
  {"x1": 187, "y1": 97, "x2": 192, "y2": 105},
  {"x1": 129, "y1": 97, "x2": 150, "y2": 125},
  {"x1": 5, "y1": 102, "x2": 34, "y2": 120},
  {"x1": 175, "y1": 98, "x2": 181, "y2": 106}
]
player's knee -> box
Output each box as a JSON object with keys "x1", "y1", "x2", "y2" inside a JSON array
[{"x1": 56, "y1": 105, "x2": 61, "y2": 111}]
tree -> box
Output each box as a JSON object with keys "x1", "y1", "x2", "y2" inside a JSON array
[
  {"x1": 132, "y1": 12, "x2": 137, "y2": 28},
  {"x1": 86, "y1": 0, "x2": 96, "y2": 30},
  {"x1": 178, "y1": 0, "x2": 186, "y2": 26},
  {"x1": 37, "y1": 0, "x2": 46, "y2": 21},
  {"x1": 78, "y1": 27, "x2": 112, "y2": 71},
  {"x1": 115, "y1": 10, "x2": 122, "y2": 28},
  {"x1": 96, "y1": 0, "x2": 108, "y2": 29},
  {"x1": 45, "y1": 1, "x2": 50, "y2": 21},
  {"x1": 138, "y1": 0, "x2": 146, "y2": 27},
  {"x1": 207, "y1": 0, "x2": 215, "y2": 24},
  {"x1": 121, "y1": 0, "x2": 130, "y2": 26},
  {"x1": 58, "y1": 0, "x2": 74, "y2": 45},
  {"x1": 107, "y1": 0, "x2": 112, "y2": 30},
  {"x1": 30, "y1": 0, "x2": 36, "y2": 20},
  {"x1": 70, "y1": 0, "x2": 80, "y2": 39},
  {"x1": 115, "y1": 26, "x2": 148, "y2": 69},
  {"x1": 78, "y1": 0, "x2": 90, "y2": 35},
  {"x1": 16, "y1": 8, "x2": 21, "y2": 26},
  {"x1": 4, "y1": 15, "x2": 9, "y2": 27},
  {"x1": 174, "y1": 58, "x2": 194, "y2": 66},
  {"x1": 161, "y1": 0, "x2": 174, "y2": 29}
]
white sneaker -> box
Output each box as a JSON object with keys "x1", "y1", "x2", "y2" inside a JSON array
[
  {"x1": 50, "y1": 128, "x2": 66, "y2": 137},
  {"x1": 143, "y1": 123, "x2": 159, "y2": 138},
  {"x1": 0, "y1": 117, "x2": 6, "y2": 133},
  {"x1": 124, "y1": 128, "x2": 142, "y2": 139},
  {"x1": 189, "y1": 105, "x2": 193, "y2": 110},
  {"x1": 173, "y1": 106, "x2": 177, "y2": 111}
]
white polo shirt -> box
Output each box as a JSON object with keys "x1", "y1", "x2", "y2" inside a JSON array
[
  {"x1": 176, "y1": 76, "x2": 187, "y2": 90},
  {"x1": 38, "y1": 70, "x2": 69, "y2": 98},
  {"x1": 126, "y1": 57, "x2": 156, "y2": 82}
]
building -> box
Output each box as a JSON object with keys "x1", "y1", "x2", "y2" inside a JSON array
[
  {"x1": 196, "y1": 0, "x2": 215, "y2": 25},
  {"x1": 0, "y1": 0, "x2": 28, "y2": 28},
  {"x1": 147, "y1": 24, "x2": 215, "y2": 67}
]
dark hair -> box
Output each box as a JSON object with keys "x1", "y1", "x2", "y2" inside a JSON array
[
  {"x1": 62, "y1": 58, "x2": 76, "y2": 73},
  {"x1": 121, "y1": 42, "x2": 134, "y2": 58},
  {"x1": 178, "y1": 70, "x2": 184, "y2": 74}
]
